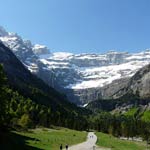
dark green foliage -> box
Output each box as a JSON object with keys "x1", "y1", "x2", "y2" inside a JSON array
[
  {"x1": 89, "y1": 107, "x2": 150, "y2": 143},
  {"x1": 87, "y1": 95, "x2": 150, "y2": 112},
  {"x1": 5, "y1": 89, "x2": 88, "y2": 131},
  {"x1": 0, "y1": 64, "x2": 8, "y2": 127},
  {"x1": 87, "y1": 86, "x2": 150, "y2": 142},
  {"x1": 0, "y1": 42, "x2": 89, "y2": 131},
  {"x1": 18, "y1": 114, "x2": 33, "y2": 129},
  {"x1": 0, "y1": 63, "x2": 88, "y2": 131}
]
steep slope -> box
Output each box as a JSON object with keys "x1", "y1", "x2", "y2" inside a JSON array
[
  {"x1": 87, "y1": 64, "x2": 150, "y2": 111},
  {"x1": 0, "y1": 41, "x2": 88, "y2": 128},
  {"x1": 0, "y1": 41, "x2": 62, "y2": 106},
  {"x1": 122, "y1": 63, "x2": 150, "y2": 99},
  {"x1": 0, "y1": 26, "x2": 60, "y2": 90}
]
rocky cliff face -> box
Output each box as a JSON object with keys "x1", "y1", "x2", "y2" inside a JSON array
[
  {"x1": 99, "y1": 63, "x2": 150, "y2": 101},
  {"x1": 86, "y1": 64, "x2": 150, "y2": 111},
  {"x1": 65, "y1": 77, "x2": 130, "y2": 105},
  {"x1": 1, "y1": 26, "x2": 150, "y2": 105},
  {"x1": 0, "y1": 26, "x2": 61, "y2": 90},
  {"x1": 129, "y1": 65, "x2": 150, "y2": 98},
  {"x1": 124, "y1": 64, "x2": 150, "y2": 99}
]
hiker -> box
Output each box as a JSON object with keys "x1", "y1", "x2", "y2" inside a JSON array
[
  {"x1": 66, "y1": 144, "x2": 68, "y2": 150},
  {"x1": 60, "y1": 144, "x2": 63, "y2": 150},
  {"x1": 93, "y1": 145, "x2": 95, "y2": 150}
]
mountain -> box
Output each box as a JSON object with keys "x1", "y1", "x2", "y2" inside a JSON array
[
  {"x1": 86, "y1": 64, "x2": 150, "y2": 112},
  {"x1": 0, "y1": 41, "x2": 60, "y2": 106},
  {"x1": 0, "y1": 26, "x2": 60, "y2": 90},
  {"x1": 116, "y1": 63, "x2": 150, "y2": 99},
  {"x1": 1, "y1": 26, "x2": 150, "y2": 105},
  {"x1": 0, "y1": 41, "x2": 89, "y2": 130}
]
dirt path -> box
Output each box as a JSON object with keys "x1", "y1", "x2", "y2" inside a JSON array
[{"x1": 64, "y1": 132, "x2": 110, "y2": 150}]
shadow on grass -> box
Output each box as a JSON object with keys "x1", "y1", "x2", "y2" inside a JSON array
[{"x1": 0, "y1": 130, "x2": 43, "y2": 150}]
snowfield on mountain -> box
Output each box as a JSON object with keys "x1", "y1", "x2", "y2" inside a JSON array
[{"x1": 1, "y1": 26, "x2": 150, "y2": 104}]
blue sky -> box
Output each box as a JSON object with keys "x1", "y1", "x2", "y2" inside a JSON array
[{"x1": 0, "y1": 0, "x2": 150, "y2": 53}]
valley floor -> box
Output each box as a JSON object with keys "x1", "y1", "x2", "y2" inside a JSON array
[
  {"x1": 0, "y1": 127, "x2": 87, "y2": 150},
  {"x1": 15, "y1": 127, "x2": 87, "y2": 150},
  {"x1": 1, "y1": 128, "x2": 149, "y2": 150}
]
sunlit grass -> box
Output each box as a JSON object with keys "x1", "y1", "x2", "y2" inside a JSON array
[
  {"x1": 96, "y1": 132, "x2": 148, "y2": 150},
  {"x1": 14, "y1": 127, "x2": 87, "y2": 150}
]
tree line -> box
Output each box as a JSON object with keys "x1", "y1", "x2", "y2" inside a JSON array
[{"x1": 89, "y1": 109, "x2": 150, "y2": 145}]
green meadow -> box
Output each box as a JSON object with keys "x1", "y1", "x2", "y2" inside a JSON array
[
  {"x1": 96, "y1": 132, "x2": 149, "y2": 150},
  {"x1": 4, "y1": 128, "x2": 87, "y2": 150}
]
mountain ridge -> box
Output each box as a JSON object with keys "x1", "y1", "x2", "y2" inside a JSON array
[
  {"x1": 1, "y1": 26, "x2": 150, "y2": 104},
  {"x1": 86, "y1": 63, "x2": 150, "y2": 112}
]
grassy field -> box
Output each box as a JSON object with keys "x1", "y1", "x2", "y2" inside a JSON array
[
  {"x1": 12, "y1": 127, "x2": 87, "y2": 150},
  {"x1": 96, "y1": 132, "x2": 149, "y2": 150}
]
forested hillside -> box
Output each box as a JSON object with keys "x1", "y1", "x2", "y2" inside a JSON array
[
  {"x1": 89, "y1": 107, "x2": 150, "y2": 145},
  {"x1": 0, "y1": 42, "x2": 89, "y2": 130},
  {"x1": 0, "y1": 64, "x2": 89, "y2": 130}
]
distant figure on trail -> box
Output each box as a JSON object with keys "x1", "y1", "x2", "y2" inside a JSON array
[
  {"x1": 60, "y1": 144, "x2": 63, "y2": 150},
  {"x1": 66, "y1": 144, "x2": 68, "y2": 150}
]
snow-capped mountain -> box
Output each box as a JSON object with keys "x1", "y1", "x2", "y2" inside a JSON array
[
  {"x1": 1, "y1": 26, "x2": 150, "y2": 104},
  {"x1": 38, "y1": 50, "x2": 150, "y2": 90}
]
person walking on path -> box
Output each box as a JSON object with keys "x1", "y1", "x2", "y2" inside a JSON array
[
  {"x1": 66, "y1": 144, "x2": 68, "y2": 150},
  {"x1": 60, "y1": 144, "x2": 63, "y2": 150}
]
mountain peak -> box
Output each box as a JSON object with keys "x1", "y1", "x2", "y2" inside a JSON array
[{"x1": 32, "y1": 44, "x2": 50, "y2": 55}]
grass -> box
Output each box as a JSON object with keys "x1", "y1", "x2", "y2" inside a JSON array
[
  {"x1": 12, "y1": 127, "x2": 87, "y2": 150},
  {"x1": 96, "y1": 132, "x2": 149, "y2": 150},
  {"x1": 125, "y1": 107, "x2": 139, "y2": 116},
  {"x1": 0, "y1": 130, "x2": 41, "y2": 150}
]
